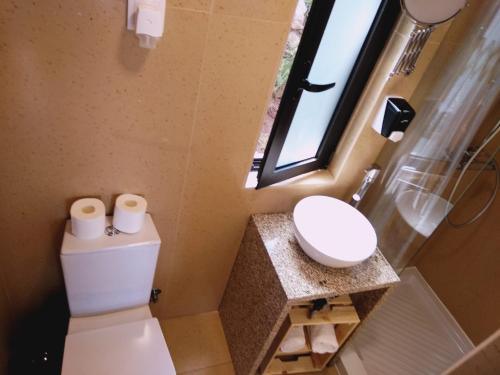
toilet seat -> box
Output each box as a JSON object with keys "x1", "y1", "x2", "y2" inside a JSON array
[{"x1": 62, "y1": 317, "x2": 176, "y2": 375}]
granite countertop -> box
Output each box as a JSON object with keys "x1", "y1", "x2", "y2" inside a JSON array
[{"x1": 252, "y1": 213, "x2": 399, "y2": 301}]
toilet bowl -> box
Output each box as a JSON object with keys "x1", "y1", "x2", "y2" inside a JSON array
[{"x1": 60, "y1": 214, "x2": 176, "y2": 374}]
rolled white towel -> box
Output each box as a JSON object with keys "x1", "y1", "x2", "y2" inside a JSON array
[
  {"x1": 310, "y1": 324, "x2": 339, "y2": 354},
  {"x1": 280, "y1": 326, "x2": 306, "y2": 353}
]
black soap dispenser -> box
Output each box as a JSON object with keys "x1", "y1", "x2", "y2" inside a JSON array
[{"x1": 372, "y1": 97, "x2": 416, "y2": 142}]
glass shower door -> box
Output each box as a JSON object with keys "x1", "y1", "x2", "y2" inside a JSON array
[{"x1": 360, "y1": 2, "x2": 500, "y2": 273}]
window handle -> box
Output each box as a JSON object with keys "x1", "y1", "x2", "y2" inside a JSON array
[{"x1": 299, "y1": 79, "x2": 336, "y2": 93}]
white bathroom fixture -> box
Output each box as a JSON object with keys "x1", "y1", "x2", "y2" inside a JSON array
[
  {"x1": 293, "y1": 196, "x2": 377, "y2": 268},
  {"x1": 127, "y1": 0, "x2": 166, "y2": 49},
  {"x1": 60, "y1": 214, "x2": 176, "y2": 375}
]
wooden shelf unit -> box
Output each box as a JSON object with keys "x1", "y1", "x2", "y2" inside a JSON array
[{"x1": 260, "y1": 295, "x2": 360, "y2": 374}]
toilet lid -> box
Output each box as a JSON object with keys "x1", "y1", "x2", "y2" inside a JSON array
[{"x1": 62, "y1": 318, "x2": 176, "y2": 375}]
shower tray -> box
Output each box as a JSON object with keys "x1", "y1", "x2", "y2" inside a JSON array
[{"x1": 334, "y1": 267, "x2": 473, "y2": 375}]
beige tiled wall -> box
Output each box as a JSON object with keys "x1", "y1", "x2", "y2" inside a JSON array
[
  {"x1": 0, "y1": 0, "x2": 301, "y2": 326},
  {"x1": 0, "y1": 0, "x2": 449, "y2": 354},
  {"x1": 161, "y1": 7, "x2": 293, "y2": 317}
]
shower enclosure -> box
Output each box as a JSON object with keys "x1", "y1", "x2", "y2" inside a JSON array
[
  {"x1": 360, "y1": 1, "x2": 499, "y2": 274},
  {"x1": 336, "y1": 3, "x2": 499, "y2": 374}
]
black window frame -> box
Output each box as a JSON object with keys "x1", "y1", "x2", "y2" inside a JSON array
[{"x1": 256, "y1": 0, "x2": 400, "y2": 188}]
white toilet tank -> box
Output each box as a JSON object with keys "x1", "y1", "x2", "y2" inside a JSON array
[{"x1": 61, "y1": 213, "x2": 161, "y2": 317}]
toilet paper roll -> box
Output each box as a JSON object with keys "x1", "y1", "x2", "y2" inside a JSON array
[
  {"x1": 70, "y1": 198, "x2": 106, "y2": 239},
  {"x1": 112, "y1": 194, "x2": 147, "y2": 233}
]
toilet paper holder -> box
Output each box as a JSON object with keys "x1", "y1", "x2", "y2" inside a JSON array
[
  {"x1": 150, "y1": 288, "x2": 162, "y2": 303},
  {"x1": 127, "y1": 0, "x2": 166, "y2": 49}
]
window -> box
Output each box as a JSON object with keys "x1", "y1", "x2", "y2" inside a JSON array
[{"x1": 254, "y1": 0, "x2": 400, "y2": 188}]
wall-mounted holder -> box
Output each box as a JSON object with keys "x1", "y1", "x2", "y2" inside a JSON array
[
  {"x1": 127, "y1": 0, "x2": 166, "y2": 49},
  {"x1": 391, "y1": 0, "x2": 467, "y2": 76}
]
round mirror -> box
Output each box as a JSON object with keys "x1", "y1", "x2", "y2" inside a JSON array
[{"x1": 402, "y1": 0, "x2": 466, "y2": 25}]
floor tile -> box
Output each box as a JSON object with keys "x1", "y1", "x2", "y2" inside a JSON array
[
  {"x1": 181, "y1": 362, "x2": 235, "y2": 375},
  {"x1": 161, "y1": 311, "x2": 232, "y2": 373},
  {"x1": 301, "y1": 367, "x2": 340, "y2": 375}
]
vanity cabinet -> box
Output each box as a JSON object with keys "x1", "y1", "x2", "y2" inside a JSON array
[{"x1": 219, "y1": 214, "x2": 399, "y2": 375}]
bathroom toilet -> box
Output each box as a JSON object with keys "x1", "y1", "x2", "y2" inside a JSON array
[{"x1": 60, "y1": 214, "x2": 176, "y2": 374}]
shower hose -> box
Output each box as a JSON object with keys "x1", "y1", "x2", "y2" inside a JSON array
[{"x1": 445, "y1": 119, "x2": 500, "y2": 228}]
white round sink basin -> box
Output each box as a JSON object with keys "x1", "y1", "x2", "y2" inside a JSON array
[{"x1": 293, "y1": 195, "x2": 377, "y2": 268}]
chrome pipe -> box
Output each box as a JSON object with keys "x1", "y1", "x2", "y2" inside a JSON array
[{"x1": 350, "y1": 165, "x2": 381, "y2": 207}]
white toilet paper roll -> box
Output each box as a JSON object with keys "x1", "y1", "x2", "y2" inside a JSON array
[
  {"x1": 112, "y1": 194, "x2": 147, "y2": 233},
  {"x1": 70, "y1": 198, "x2": 106, "y2": 239}
]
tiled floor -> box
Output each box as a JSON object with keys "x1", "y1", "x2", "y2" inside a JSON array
[
  {"x1": 160, "y1": 311, "x2": 339, "y2": 375},
  {"x1": 161, "y1": 311, "x2": 235, "y2": 375}
]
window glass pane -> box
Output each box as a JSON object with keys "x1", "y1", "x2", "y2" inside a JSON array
[{"x1": 276, "y1": 0, "x2": 382, "y2": 168}]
